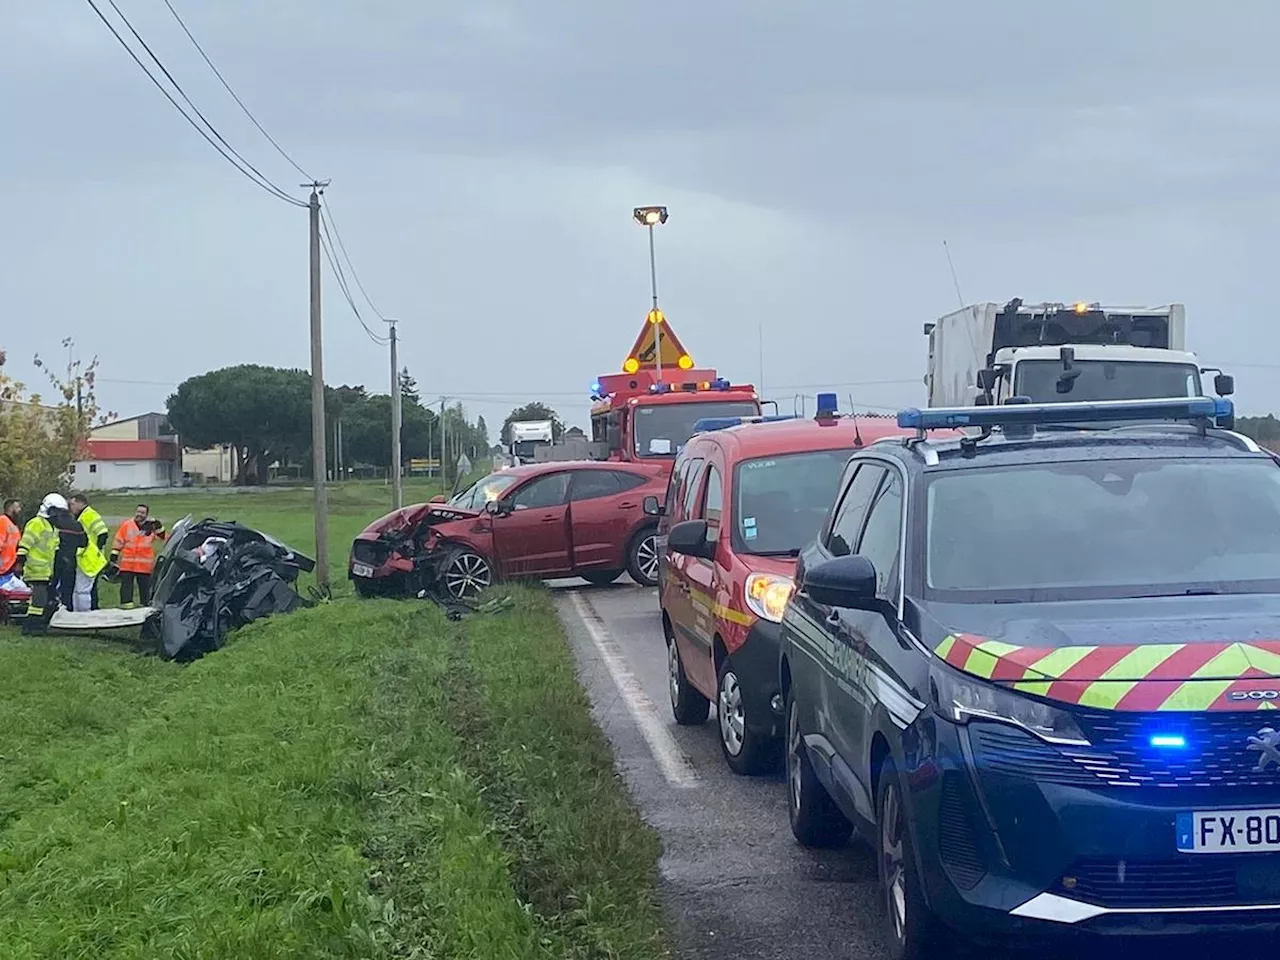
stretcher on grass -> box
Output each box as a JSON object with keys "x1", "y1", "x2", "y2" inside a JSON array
[{"x1": 48, "y1": 607, "x2": 156, "y2": 631}]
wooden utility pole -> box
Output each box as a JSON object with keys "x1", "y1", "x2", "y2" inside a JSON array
[
  {"x1": 306, "y1": 181, "x2": 331, "y2": 587},
  {"x1": 389, "y1": 320, "x2": 403, "y2": 509}
]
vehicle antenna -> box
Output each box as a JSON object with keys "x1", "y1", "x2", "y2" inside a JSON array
[
  {"x1": 848, "y1": 393, "x2": 864, "y2": 447},
  {"x1": 943, "y1": 240, "x2": 965, "y2": 308}
]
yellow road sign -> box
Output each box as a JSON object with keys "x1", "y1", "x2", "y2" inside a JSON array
[{"x1": 623, "y1": 309, "x2": 693, "y2": 371}]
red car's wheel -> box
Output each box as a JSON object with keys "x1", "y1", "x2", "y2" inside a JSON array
[{"x1": 440, "y1": 546, "x2": 493, "y2": 599}]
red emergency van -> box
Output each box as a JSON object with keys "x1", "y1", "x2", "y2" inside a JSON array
[{"x1": 651, "y1": 402, "x2": 961, "y2": 774}]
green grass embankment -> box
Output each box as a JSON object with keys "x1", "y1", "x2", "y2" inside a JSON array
[{"x1": 0, "y1": 588, "x2": 669, "y2": 960}]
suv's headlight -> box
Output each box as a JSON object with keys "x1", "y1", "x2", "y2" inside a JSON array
[
  {"x1": 744, "y1": 573, "x2": 794, "y2": 623},
  {"x1": 929, "y1": 660, "x2": 1089, "y2": 746}
]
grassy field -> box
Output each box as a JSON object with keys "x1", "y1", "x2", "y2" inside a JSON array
[{"x1": 0, "y1": 482, "x2": 670, "y2": 959}]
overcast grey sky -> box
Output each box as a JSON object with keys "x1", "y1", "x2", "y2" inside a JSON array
[{"x1": 3, "y1": 1, "x2": 1280, "y2": 433}]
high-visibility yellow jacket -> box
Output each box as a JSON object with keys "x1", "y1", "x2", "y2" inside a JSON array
[
  {"x1": 17, "y1": 516, "x2": 57, "y2": 581},
  {"x1": 77, "y1": 506, "x2": 109, "y2": 577}
]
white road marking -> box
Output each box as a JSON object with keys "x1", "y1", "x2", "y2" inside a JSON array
[{"x1": 568, "y1": 590, "x2": 700, "y2": 789}]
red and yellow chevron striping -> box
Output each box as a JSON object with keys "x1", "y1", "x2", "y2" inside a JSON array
[{"x1": 935, "y1": 633, "x2": 1280, "y2": 712}]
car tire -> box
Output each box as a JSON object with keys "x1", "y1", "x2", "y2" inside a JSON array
[
  {"x1": 786, "y1": 694, "x2": 852, "y2": 848},
  {"x1": 439, "y1": 546, "x2": 493, "y2": 599},
  {"x1": 717, "y1": 657, "x2": 779, "y2": 776},
  {"x1": 353, "y1": 578, "x2": 377, "y2": 599},
  {"x1": 876, "y1": 762, "x2": 942, "y2": 960},
  {"x1": 625, "y1": 526, "x2": 660, "y2": 587},
  {"x1": 581, "y1": 570, "x2": 623, "y2": 586},
  {"x1": 668, "y1": 638, "x2": 709, "y2": 725}
]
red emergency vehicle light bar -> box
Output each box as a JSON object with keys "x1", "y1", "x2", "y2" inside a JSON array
[{"x1": 592, "y1": 367, "x2": 739, "y2": 400}]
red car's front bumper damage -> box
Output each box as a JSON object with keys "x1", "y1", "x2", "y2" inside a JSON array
[{"x1": 349, "y1": 505, "x2": 482, "y2": 599}]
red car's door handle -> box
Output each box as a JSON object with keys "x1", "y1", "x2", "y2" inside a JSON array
[
  {"x1": 541, "y1": 516, "x2": 559, "y2": 523},
  {"x1": 618, "y1": 501, "x2": 636, "y2": 509}
]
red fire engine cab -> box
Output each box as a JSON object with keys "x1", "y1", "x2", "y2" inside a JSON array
[{"x1": 589, "y1": 310, "x2": 761, "y2": 465}]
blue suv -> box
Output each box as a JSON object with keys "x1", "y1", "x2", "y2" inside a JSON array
[{"x1": 778, "y1": 397, "x2": 1280, "y2": 957}]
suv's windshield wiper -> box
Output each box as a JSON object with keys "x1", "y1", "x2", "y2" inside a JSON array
[
  {"x1": 1125, "y1": 587, "x2": 1223, "y2": 599},
  {"x1": 1030, "y1": 423, "x2": 1107, "y2": 432},
  {"x1": 750, "y1": 548, "x2": 801, "y2": 557}
]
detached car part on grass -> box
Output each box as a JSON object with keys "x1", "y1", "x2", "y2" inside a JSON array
[
  {"x1": 0, "y1": 571, "x2": 32, "y2": 624},
  {"x1": 139, "y1": 515, "x2": 317, "y2": 661}
]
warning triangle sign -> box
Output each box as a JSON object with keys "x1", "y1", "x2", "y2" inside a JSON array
[{"x1": 624, "y1": 309, "x2": 691, "y2": 371}]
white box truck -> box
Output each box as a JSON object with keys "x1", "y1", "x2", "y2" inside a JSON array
[
  {"x1": 923, "y1": 299, "x2": 1234, "y2": 409},
  {"x1": 507, "y1": 420, "x2": 554, "y2": 465}
]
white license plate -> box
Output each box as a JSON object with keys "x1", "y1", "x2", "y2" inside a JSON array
[
  {"x1": 1177, "y1": 809, "x2": 1280, "y2": 853},
  {"x1": 351, "y1": 562, "x2": 374, "y2": 578}
]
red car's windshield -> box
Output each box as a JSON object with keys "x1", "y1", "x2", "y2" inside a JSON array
[{"x1": 449, "y1": 472, "x2": 519, "y2": 510}]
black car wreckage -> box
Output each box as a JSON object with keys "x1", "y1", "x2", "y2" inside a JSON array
[{"x1": 140, "y1": 515, "x2": 318, "y2": 661}]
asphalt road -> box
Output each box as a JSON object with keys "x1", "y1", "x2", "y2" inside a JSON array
[{"x1": 552, "y1": 578, "x2": 892, "y2": 960}]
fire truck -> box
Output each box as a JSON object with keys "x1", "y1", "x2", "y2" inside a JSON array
[{"x1": 538, "y1": 309, "x2": 761, "y2": 465}]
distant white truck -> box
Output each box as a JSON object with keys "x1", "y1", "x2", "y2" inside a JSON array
[
  {"x1": 923, "y1": 299, "x2": 1234, "y2": 411},
  {"x1": 507, "y1": 419, "x2": 555, "y2": 465}
]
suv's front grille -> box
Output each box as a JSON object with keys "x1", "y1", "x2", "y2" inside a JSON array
[
  {"x1": 969, "y1": 711, "x2": 1280, "y2": 790},
  {"x1": 1078, "y1": 710, "x2": 1280, "y2": 789},
  {"x1": 1055, "y1": 856, "x2": 1280, "y2": 908}
]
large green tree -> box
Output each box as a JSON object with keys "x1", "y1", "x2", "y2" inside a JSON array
[
  {"x1": 398, "y1": 368, "x2": 421, "y2": 406},
  {"x1": 167, "y1": 365, "x2": 311, "y2": 484},
  {"x1": 340, "y1": 394, "x2": 437, "y2": 468}
]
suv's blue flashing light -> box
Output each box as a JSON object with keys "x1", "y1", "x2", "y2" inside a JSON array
[
  {"x1": 692, "y1": 415, "x2": 797, "y2": 433},
  {"x1": 897, "y1": 397, "x2": 1235, "y2": 431},
  {"x1": 816, "y1": 392, "x2": 838, "y2": 415},
  {"x1": 1150, "y1": 734, "x2": 1187, "y2": 749}
]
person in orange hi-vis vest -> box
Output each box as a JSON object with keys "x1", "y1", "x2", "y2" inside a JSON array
[
  {"x1": 108, "y1": 503, "x2": 166, "y2": 607},
  {"x1": 0, "y1": 499, "x2": 21, "y2": 576}
]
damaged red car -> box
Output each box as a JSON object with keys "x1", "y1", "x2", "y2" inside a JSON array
[{"x1": 349, "y1": 461, "x2": 670, "y2": 599}]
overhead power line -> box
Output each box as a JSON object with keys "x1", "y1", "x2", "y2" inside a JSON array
[
  {"x1": 158, "y1": 0, "x2": 312, "y2": 181},
  {"x1": 320, "y1": 198, "x2": 391, "y2": 322},
  {"x1": 83, "y1": 0, "x2": 305, "y2": 207},
  {"x1": 318, "y1": 210, "x2": 390, "y2": 346}
]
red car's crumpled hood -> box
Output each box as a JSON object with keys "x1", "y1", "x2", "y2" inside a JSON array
[{"x1": 357, "y1": 502, "x2": 480, "y2": 539}]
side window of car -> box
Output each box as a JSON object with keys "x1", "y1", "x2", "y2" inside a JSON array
[
  {"x1": 681, "y1": 459, "x2": 706, "y2": 521},
  {"x1": 666, "y1": 458, "x2": 689, "y2": 517},
  {"x1": 856, "y1": 470, "x2": 904, "y2": 599},
  {"x1": 826, "y1": 463, "x2": 886, "y2": 557},
  {"x1": 613, "y1": 471, "x2": 649, "y2": 493},
  {"x1": 569, "y1": 470, "x2": 620, "y2": 502},
  {"x1": 510, "y1": 472, "x2": 570, "y2": 510},
  {"x1": 701, "y1": 465, "x2": 723, "y2": 541}
]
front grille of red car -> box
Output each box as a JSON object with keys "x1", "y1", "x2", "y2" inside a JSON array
[{"x1": 351, "y1": 540, "x2": 391, "y2": 567}]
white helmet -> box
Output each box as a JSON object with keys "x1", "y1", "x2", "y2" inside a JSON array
[{"x1": 38, "y1": 493, "x2": 68, "y2": 518}]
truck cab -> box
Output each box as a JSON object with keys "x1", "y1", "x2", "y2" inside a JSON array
[
  {"x1": 590, "y1": 374, "x2": 762, "y2": 463},
  {"x1": 507, "y1": 419, "x2": 554, "y2": 465},
  {"x1": 537, "y1": 309, "x2": 763, "y2": 470},
  {"x1": 925, "y1": 299, "x2": 1234, "y2": 412}
]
